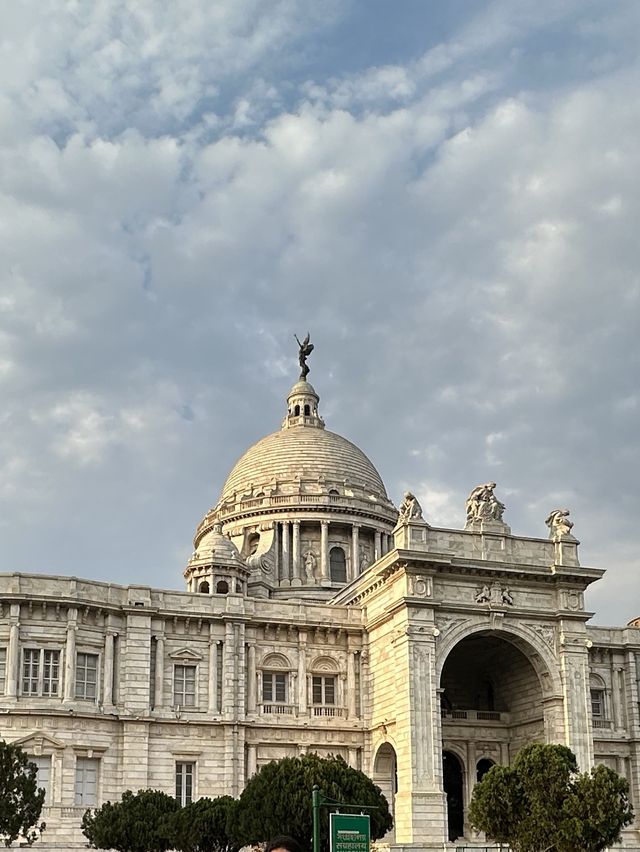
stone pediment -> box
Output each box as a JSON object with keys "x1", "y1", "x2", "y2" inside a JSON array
[
  {"x1": 168, "y1": 647, "x2": 203, "y2": 661},
  {"x1": 12, "y1": 732, "x2": 65, "y2": 753}
]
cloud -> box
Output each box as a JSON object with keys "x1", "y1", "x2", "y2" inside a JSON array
[{"x1": 0, "y1": 0, "x2": 638, "y2": 624}]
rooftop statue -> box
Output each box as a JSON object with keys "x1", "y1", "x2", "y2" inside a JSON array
[
  {"x1": 398, "y1": 490, "x2": 423, "y2": 521},
  {"x1": 465, "y1": 481, "x2": 505, "y2": 523},
  {"x1": 295, "y1": 332, "x2": 314, "y2": 380},
  {"x1": 545, "y1": 508, "x2": 574, "y2": 539}
]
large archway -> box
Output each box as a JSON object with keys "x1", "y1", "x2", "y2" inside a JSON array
[{"x1": 439, "y1": 630, "x2": 550, "y2": 840}]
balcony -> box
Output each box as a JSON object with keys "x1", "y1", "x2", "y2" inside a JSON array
[
  {"x1": 259, "y1": 703, "x2": 296, "y2": 716},
  {"x1": 441, "y1": 709, "x2": 508, "y2": 723},
  {"x1": 311, "y1": 706, "x2": 346, "y2": 718},
  {"x1": 592, "y1": 718, "x2": 613, "y2": 730}
]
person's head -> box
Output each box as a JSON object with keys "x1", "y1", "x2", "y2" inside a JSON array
[{"x1": 265, "y1": 836, "x2": 306, "y2": 852}]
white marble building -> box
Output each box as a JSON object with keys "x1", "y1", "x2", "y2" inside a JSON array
[{"x1": 1, "y1": 365, "x2": 639, "y2": 850}]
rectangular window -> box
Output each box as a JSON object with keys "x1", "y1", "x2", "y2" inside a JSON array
[
  {"x1": 173, "y1": 665, "x2": 196, "y2": 707},
  {"x1": 21, "y1": 649, "x2": 60, "y2": 697},
  {"x1": 75, "y1": 757, "x2": 98, "y2": 806},
  {"x1": 591, "y1": 689, "x2": 605, "y2": 717},
  {"x1": 43, "y1": 650, "x2": 60, "y2": 696},
  {"x1": 22, "y1": 649, "x2": 40, "y2": 695},
  {"x1": 262, "y1": 672, "x2": 287, "y2": 703},
  {"x1": 0, "y1": 648, "x2": 6, "y2": 694},
  {"x1": 175, "y1": 762, "x2": 194, "y2": 806},
  {"x1": 312, "y1": 675, "x2": 336, "y2": 705},
  {"x1": 75, "y1": 653, "x2": 98, "y2": 701},
  {"x1": 30, "y1": 756, "x2": 51, "y2": 803}
]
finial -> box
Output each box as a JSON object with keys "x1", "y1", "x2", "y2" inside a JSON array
[{"x1": 294, "y1": 332, "x2": 314, "y2": 380}]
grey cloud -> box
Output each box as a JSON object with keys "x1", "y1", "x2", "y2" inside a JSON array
[{"x1": 0, "y1": 1, "x2": 638, "y2": 624}]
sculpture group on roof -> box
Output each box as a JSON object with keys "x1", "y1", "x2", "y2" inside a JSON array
[
  {"x1": 465, "y1": 482, "x2": 506, "y2": 524},
  {"x1": 545, "y1": 508, "x2": 574, "y2": 539}
]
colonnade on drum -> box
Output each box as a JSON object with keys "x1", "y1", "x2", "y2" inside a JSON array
[{"x1": 272, "y1": 519, "x2": 394, "y2": 586}]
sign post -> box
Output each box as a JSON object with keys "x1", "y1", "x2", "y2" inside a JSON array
[
  {"x1": 329, "y1": 813, "x2": 370, "y2": 852},
  {"x1": 311, "y1": 785, "x2": 376, "y2": 852}
]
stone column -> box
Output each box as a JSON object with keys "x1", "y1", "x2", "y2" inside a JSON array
[
  {"x1": 103, "y1": 631, "x2": 116, "y2": 708},
  {"x1": 281, "y1": 521, "x2": 291, "y2": 587},
  {"x1": 63, "y1": 609, "x2": 78, "y2": 702},
  {"x1": 6, "y1": 604, "x2": 20, "y2": 698},
  {"x1": 247, "y1": 643, "x2": 257, "y2": 714},
  {"x1": 348, "y1": 748, "x2": 359, "y2": 768},
  {"x1": 346, "y1": 649, "x2": 356, "y2": 719},
  {"x1": 223, "y1": 622, "x2": 235, "y2": 720},
  {"x1": 247, "y1": 743, "x2": 257, "y2": 778},
  {"x1": 467, "y1": 741, "x2": 477, "y2": 810},
  {"x1": 560, "y1": 642, "x2": 594, "y2": 769},
  {"x1": 351, "y1": 525, "x2": 360, "y2": 582},
  {"x1": 298, "y1": 631, "x2": 307, "y2": 714},
  {"x1": 374, "y1": 530, "x2": 382, "y2": 562},
  {"x1": 273, "y1": 523, "x2": 280, "y2": 582},
  {"x1": 292, "y1": 521, "x2": 301, "y2": 587},
  {"x1": 392, "y1": 634, "x2": 446, "y2": 845},
  {"x1": 154, "y1": 635, "x2": 165, "y2": 709},
  {"x1": 320, "y1": 521, "x2": 330, "y2": 584},
  {"x1": 208, "y1": 628, "x2": 219, "y2": 714}
]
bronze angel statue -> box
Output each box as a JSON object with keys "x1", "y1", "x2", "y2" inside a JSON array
[{"x1": 295, "y1": 332, "x2": 314, "y2": 380}]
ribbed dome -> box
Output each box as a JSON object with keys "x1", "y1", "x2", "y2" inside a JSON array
[{"x1": 221, "y1": 427, "x2": 388, "y2": 501}]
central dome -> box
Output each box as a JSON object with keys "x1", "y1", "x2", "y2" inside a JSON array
[
  {"x1": 191, "y1": 364, "x2": 399, "y2": 597},
  {"x1": 221, "y1": 426, "x2": 388, "y2": 502}
]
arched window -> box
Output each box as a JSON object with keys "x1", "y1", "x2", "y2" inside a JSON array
[
  {"x1": 198, "y1": 581, "x2": 210, "y2": 594},
  {"x1": 260, "y1": 653, "x2": 293, "y2": 714},
  {"x1": 329, "y1": 547, "x2": 347, "y2": 583},
  {"x1": 309, "y1": 656, "x2": 339, "y2": 715},
  {"x1": 590, "y1": 673, "x2": 607, "y2": 720},
  {"x1": 216, "y1": 580, "x2": 229, "y2": 595},
  {"x1": 294, "y1": 404, "x2": 300, "y2": 416},
  {"x1": 304, "y1": 404, "x2": 311, "y2": 416}
]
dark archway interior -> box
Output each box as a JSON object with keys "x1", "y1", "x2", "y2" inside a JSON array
[
  {"x1": 443, "y1": 750, "x2": 464, "y2": 841},
  {"x1": 440, "y1": 633, "x2": 545, "y2": 759}
]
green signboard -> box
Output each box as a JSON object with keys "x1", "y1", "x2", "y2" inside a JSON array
[{"x1": 329, "y1": 813, "x2": 370, "y2": 852}]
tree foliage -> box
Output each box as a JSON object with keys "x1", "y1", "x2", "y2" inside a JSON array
[
  {"x1": 81, "y1": 789, "x2": 179, "y2": 852},
  {"x1": 229, "y1": 753, "x2": 392, "y2": 852},
  {"x1": 170, "y1": 796, "x2": 239, "y2": 852},
  {"x1": 469, "y1": 743, "x2": 634, "y2": 852},
  {"x1": 0, "y1": 740, "x2": 45, "y2": 847}
]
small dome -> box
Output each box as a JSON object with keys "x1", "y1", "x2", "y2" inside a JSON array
[{"x1": 209, "y1": 522, "x2": 243, "y2": 565}]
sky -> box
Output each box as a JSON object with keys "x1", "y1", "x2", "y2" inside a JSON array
[{"x1": 1, "y1": 0, "x2": 639, "y2": 625}]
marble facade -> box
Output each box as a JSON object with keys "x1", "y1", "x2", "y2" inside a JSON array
[{"x1": 0, "y1": 373, "x2": 639, "y2": 850}]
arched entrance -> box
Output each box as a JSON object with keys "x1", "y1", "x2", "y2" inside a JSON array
[
  {"x1": 373, "y1": 742, "x2": 397, "y2": 833},
  {"x1": 443, "y1": 750, "x2": 464, "y2": 841},
  {"x1": 439, "y1": 629, "x2": 554, "y2": 841}
]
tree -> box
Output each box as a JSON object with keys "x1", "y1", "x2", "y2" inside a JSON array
[
  {"x1": 0, "y1": 740, "x2": 45, "y2": 847},
  {"x1": 170, "y1": 796, "x2": 239, "y2": 852},
  {"x1": 81, "y1": 789, "x2": 179, "y2": 852},
  {"x1": 469, "y1": 743, "x2": 634, "y2": 852},
  {"x1": 230, "y1": 753, "x2": 392, "y2": 852}
]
